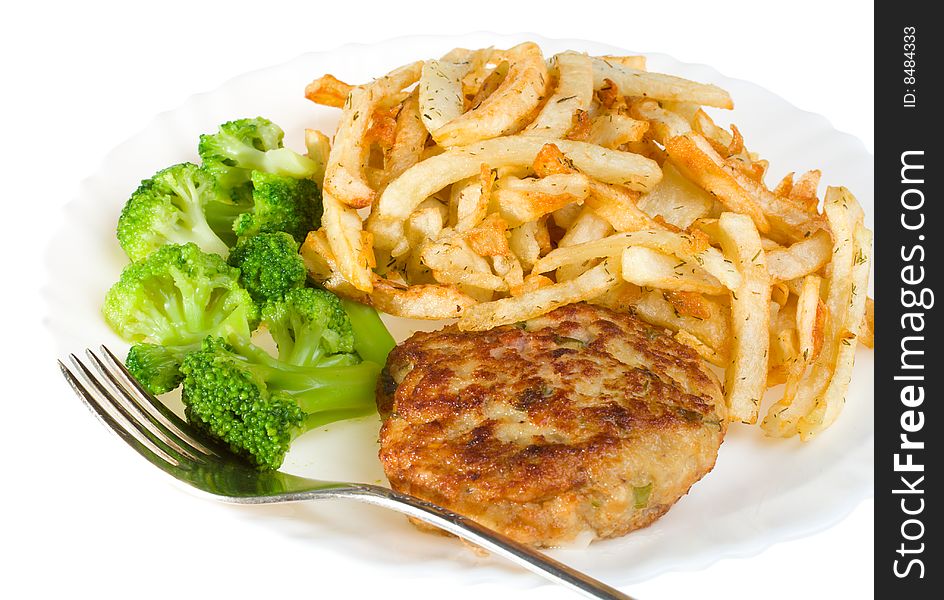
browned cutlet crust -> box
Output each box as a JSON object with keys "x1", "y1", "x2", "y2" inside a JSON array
[{"x1": 377, "y1": 302, "x2": 726, "y2": 547}]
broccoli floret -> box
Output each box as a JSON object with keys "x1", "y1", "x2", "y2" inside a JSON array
[
  {"x1": 180, "y1": 336, "x2": 380, "y2": 470},
  {"x1": 262, "y1": 287, "x2": 355, "y2": 367},
  {"x1": 102, "y1": 243, "x2": 257, "y2": 345},
  {"x1": 125, "y1": 342, "x2": 200, "y2": 395},
  {"x1": 233, "y1": 171, "x2": 323, "y2": 242},
  {"x1": 198, "y1": 117, "x2": 318, "y2": 202},
  {"x1": 116, "y1": 163, "x2": 238, "y2": 261},
  {"x1": 227, "y1": 232, "x2": 307, "y2": 305}
]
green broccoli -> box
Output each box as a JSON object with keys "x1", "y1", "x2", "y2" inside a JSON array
[
  {"x1": 227, "y1": 232, "x2": 308, "y2": 305},
  {"x1": 262, "y1": 287, "x2": 355, "y2": 367},
  {"x1": 340, "y1": 298, "x2": 396, "y2": 367},
  {"x1": 102, "y1": 243, "x2": 257, "y2": 345},
  {"x1": 198, "y1": 117, "x2": 318, "y2": 203},
  {"x1": 233, "y1": 171, "x2": 323, "y2": 242},
  {"x1": 180, "y1": 335, "x2": 380, "y2": 470},
  {"x1": 116, "y1": 163, "x2": 239, "y2": 261},
  {"x1": 125, "y1": 342, "x2": 200, "y2": 395},
  {"x1": 178, "y1": 283, "x2": 392, "y2": 470}
]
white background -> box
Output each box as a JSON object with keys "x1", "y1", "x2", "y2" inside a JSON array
[{"x1": 3, "y1": 1, "x2": 873, "y2": 598}]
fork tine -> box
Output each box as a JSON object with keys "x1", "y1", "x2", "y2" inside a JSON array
[
  {"x1": 98, "y1": 345, "x2": 224, "y2": 458},
  {"x1": 66, "y1": 353, "x2": 193, "y2": 466},
  {"x1": 59, "y1": 359, "x2": 179, "y2": 469},
  {"x1": 85, "y1": 349, "x2": 208, "y2": 463}
]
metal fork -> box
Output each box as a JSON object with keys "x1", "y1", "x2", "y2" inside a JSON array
[{"x1": 59, "y1": 346, "x2": 635, "y2": 600}]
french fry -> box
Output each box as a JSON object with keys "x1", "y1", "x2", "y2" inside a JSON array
[
  {"x1": 493, "y1": 173, "x2": 590, "y2": 227},
  {"x1": 420, "y1": 59, "x2": 470, "y2": 136},
  {"x1": 593, "y1": 284, "x2": 731, "y2": 358},
  {"x1": 304, "y1": 74, "x2": 354, "y2": 108},
  {"x1": 797, "y1": 219, "x2": 872, "y2": 439},
  {"x1": 629, "y1": 99, "x2": 691, "y2": 143},
  {"x1": 370, "y1": 136, "x2": 661, "y2": 254},
  {"x1": 371, "y1": 276, "x2": 478, "y2": 319},
  {"x1": 379, "y1": 91, "x2": 428, "y2": 189},
  {"x1": 584, "y1": 182, "x2": 660, "y2": 232},
  {"x1": 594, "y1": 54, "x2": 647, "y2": 71},
  {"x1": 765, "y1": 230, "x2": 833, "y2": 281},
  {"x1": 665, "y1": 133, "x2": 770, "y2": 233},
  {"x1": 324, "y1": 61, "x2": 424, "y2": 209},
  {"x1": 299, "y1": 229, "x2": 370, "y2": 303},
  {"x1": 762, "y1": 187, "x2": 864, "y2": 437},
  {"x1": 621, "y1": 246, "x2": 726, "y2": 295},
  {"x1": 320, "y1": 190, "x2": 376, "y2": 292},
  {"x1": 555, "y1": 207, "x2": 613, "y2": 280},
  {"x1": 523, "y1": 51, "x2": 593, "y2": 138},
  {"x1": 509, "y1": 219, "x2": 544, "y2": 271},
  {"x1": 465, "y1": 213, "x2": 511, "y2": 257},
  {"x1": 458, "y1": 258, "x2": 620, "y2": 331},
  {"x1": 637, "y1": 163, "x2": 715, "y2": 230},
  {"x1": 714, "y1": 212, "x2": 770, "y2": 424},
  {"x1": 301, "y1": 42, "x2": 871, "y2": 441},
  {"x1": 591, "y1": 57, "x2": 733, "y2": 109},
  {"x1": 531, "y1": 229, "x2": 740, "y2": 290},
  {"x1": 859, "y1": 297, "x2": 874, "y2": 348},
  {"x1": 587, "y1": 112, "x2": 649, "y2": 148},
  {"x1": 303, "y1": 129, "x2": 331, "y2": 186},
  {"x1": 434, "y1": 42, "x2": 549, "y2": 146}
]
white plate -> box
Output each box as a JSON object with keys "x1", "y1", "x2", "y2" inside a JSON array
[{"x1": 45, "y1": 33, "x2": 873, "y2": 587}]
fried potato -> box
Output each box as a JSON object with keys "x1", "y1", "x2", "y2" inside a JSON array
[
  {"x1": 763, "y1": 187, "x2": 868, "y2": 437},
  {"x1": 765, "y1": 229, "x2": 833, "y2": 281},
  {"x1": 303, "y1": 128, "x2": 331, "y2": 186},
  {"x1": 621, "y1": 247, "x2": 726, "y2": 295},
  {"x1": 665, "y1": 133, "x2": 770, "y2": 233},
  {"x1": 320, "y1": 190, "x2": 376, "y2": 292},
  {"x1": 465, "y1": 212, "x2": 510, "y2": 257},
  {"x1": 434, "y1": 42, "x2": 549, "y2": 146},
  {"x1": 629, "y1": 99, "x2": 691, "y2": 143},
  {"x1": 714, "y1": 212, "x2": 770, "y2": 424},
  {"x1": 324, "y1": 61, "x2": 424, "y2": 209},
  {"x1": 531, "y1": 229, "x2": 726, "y2": 280},
  {"x1": 493, "y1": 173, "x2": 590, "y2": 227},
  {"x1": 299, "y1": 229, "x2": 369, "y2": 302},
  {"x1": 593, "y1": 284, "x2": 731, "y2": 359},
  {"x1": 302, "y1": 42, "x2": 871, "y2": 441},
  {"x1": 458, "y1": 258, "x2": 620, "y2": 331},
  {"x1": 594, "y1": 54, "x2": 647, "y2": 71},
  {"x1": 449, "y1": 166, "x2": 493, "y2": 232},
  {"x1": 469, "y1": 59, "x2": 509, "y2": 109},
  {"x1": 584, "y1": 182, "x2": 660, "y2": 232},
  {"x1": 379, "y1": 91, "x2": 429, "y2": 189},
  {"x1": 304, "y1": 74, "x2": 353, "y2": 108},
  {"x1": 797, "y1": 214, "x2": 872, "y2": 439},
  {"x1": 587, "y1": 112, "x2": 649, "y2": 148},
  {"x1": 859, "y1": 297, "x2": 874, "y2": 348},
  {"x1": 371, "y1": 276, "x2": 478, "y2": 319},
  {"x1": 637, "y1": 162, "x2": 715, "y2": 230},
  {"x1": 591, "y1": 58, "x2": 733, "y2": 109},
  {"x1": 420, "y1": 59, "x2": 470, "y2": 136},
  {"x1": 554, "y1": 208, "x2": 613, "y2": 280},
  {"x1": 523, "y1": 51, "x2": 593, "y2": 138},
  {"x1": 370, "y1": 136, "x2": 661, "y2": 254}
]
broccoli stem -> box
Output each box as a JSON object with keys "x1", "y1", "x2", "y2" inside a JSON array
[
  {"x1": 235, "y1": 343, "x2": 381, "y2": 413},
  {"x1": 263, "y1": 360, "x2": 382, "y2": 414},
  {"x1": 298, "y1": 406, "x2": 376, "y2": 432},
  {"x1": 261, "y1": 148, "x2": 319, "y2": 179},
  {"x1": 341, "y1": 299, "x2": 396, "y2": 366},
  {"x1": 164, "y1": 173, "x2": 231, "y2": 258}
]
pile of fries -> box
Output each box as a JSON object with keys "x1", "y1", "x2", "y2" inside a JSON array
[{"x1": 299, "y1": 43, "x2": 874, "y2": 440}]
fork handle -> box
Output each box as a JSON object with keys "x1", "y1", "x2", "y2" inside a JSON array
[{"x1": 306, "y1": 484, "x2": 635, "y2": 600}]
